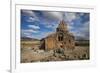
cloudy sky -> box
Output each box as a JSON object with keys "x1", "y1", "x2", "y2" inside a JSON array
[{"x1": 21, "y1": 9, "x2": 90, "y2": 40}]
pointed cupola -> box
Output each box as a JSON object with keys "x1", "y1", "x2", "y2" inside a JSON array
[
  {"x1": 56, "y1": 12, "x2": 68, "y2": 32},
  {"x1": 56, "y1": 20, "x2": 68, "y2": 32}
]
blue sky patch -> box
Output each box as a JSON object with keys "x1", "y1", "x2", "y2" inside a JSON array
[{"x1": 21, "y1": 10, "x2": 90, "y2": 40}]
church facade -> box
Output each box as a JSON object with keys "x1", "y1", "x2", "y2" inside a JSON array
[{"x1": 40, "y1": 20, "x2": 75, "y2": 51}]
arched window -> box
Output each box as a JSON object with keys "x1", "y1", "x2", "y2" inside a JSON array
[
  {"x1": 58, "y1": 33, "x2": 63, "y2": 41},
  {"x1": 69, "y1": 39, "x2": 71, "y2": 43}
]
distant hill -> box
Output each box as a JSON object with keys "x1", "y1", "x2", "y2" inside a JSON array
[
  {"x1": 75, "y1": 40, "x2": 89, "y2": 46},
  {"x1": 21, "y1": 37, "x2": 39, "y2": 41},
  {"x1": 75, "y1": 36, "x2": 89, "y2": 41}
]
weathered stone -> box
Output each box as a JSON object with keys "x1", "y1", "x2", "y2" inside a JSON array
[{"x1": 40, "y1": 20, "x2": 75, "y2": 51}]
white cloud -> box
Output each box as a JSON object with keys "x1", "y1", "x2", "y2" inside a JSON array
[
  {"x1": 41, "y1": 12, "x2": 78, "y2": 30},
  {"x1": 46, "y1": 12, "x2": 77, "y2": 21},
  {"x1": 45, "y1": 24, "x2": 53, "y2": 28},
  {"x1": 65, "y1": 12, "x2": 77, "y2": 22},
  {"x1": 36, "y1": 31, "x2": 54, "y2": 39},
  {"x1": 22, "y1": 32, "x2": 33, "y2": 38},
  {"x1": 42, "y1": 12, "x2": 62, "y2": 20},
  {"x1": 22, "y1": 10, "x2": 39, "y2": 22},
  {"x1": 28, "y1": 25, "x2": 40, "y2": 29},
  {"x1": 22, "y1": 10, "x2": 35, "y2": 17},
  {"x1": 64, "y1": 13, "x2": 89, "y2": 40},
  {"x1": 21, "y1": 10, "x2": 89, "y2": 40},
  {"x1": 72, "y1": 21, "x2": 89, "y2": 40},
  {"x1": 21, "y1": 29, "x2": 40, "y2": 38},
  {"x1": 22, "y1": 29, "x2": 39, "y2": 34},
  {"x1": 37, "y1": 11, "x2": 64, "y2": 29},
  {"x1": 27, "y1": 17, "x2": 38, "y2": 22},
  {"x1": 41, "y1": 12, "x2": 77, "y2": 22},
  {"x1": 22, "y1": 32, "x2": 31, "y2": 37},
  {"x1": 22, "y1": 29, "x2": 33, "y2": 32},
  {"x1": 78, "y1": 21, "x2": 89, "y2": 33}
]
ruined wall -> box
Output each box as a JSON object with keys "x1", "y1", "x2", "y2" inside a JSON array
[
  {"x1": 42, "y1": 32, "x2": 75, "y2": 51},
  {"x1": 45, "y1": 37, "x2": 56, "y2": 50},
  {"x1": 40, "y1": 20, "x2": 75, "y2": 51}
]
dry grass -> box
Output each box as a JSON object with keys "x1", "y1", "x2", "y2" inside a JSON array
[{"x1": 21, "y1": 45, "x2": 89, "y2": 63}]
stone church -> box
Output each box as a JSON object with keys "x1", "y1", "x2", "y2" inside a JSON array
[{"x1": 40, "y1": 20, "x2": 75, "y2": 51}]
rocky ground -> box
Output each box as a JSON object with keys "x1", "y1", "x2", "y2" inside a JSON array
[{"x1": 21, "y1": 46, "x2": 89, "y2": 63}]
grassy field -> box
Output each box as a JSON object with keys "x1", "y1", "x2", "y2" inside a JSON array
[
  {"x1": 21, "y1": 40, "x2": 89, "y2": 63},
  {"x1": 21, "y1": 45, "x2": 89, "y2": 63}
]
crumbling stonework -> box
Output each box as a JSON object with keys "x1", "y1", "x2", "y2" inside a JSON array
[{"x1": 40, "y1": 20, "x2": 75, "y2": 51}]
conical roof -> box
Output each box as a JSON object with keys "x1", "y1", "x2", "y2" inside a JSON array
[{"x1": 57, "y1": 20, "x2": 68, "y2": 32}]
